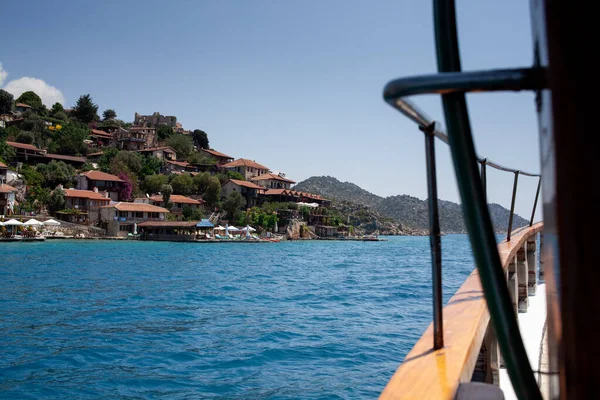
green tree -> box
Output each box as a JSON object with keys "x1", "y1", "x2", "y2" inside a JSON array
[
  {"x1": 192, "y1": 129, "x2": 209, "y2": 149},
  {"x1": 50, "y1": 102, "x2": 64, "y2": 115},
  {"x1": 102, "y1": 109, "x2": 117, "y2": 120},
  {"x1": 140, "y1": 155, "x2": 164, "y2": 177},
  {"x1": 186, "y1": 151, "x2": 216, "y2": 165},
  {"x1": 109, "y1": 151, "x2": 142, "y2": 176},
  {"x1": 171, "y1": 173, "x2": 195, "y2": 195},
  {"x1": 98, "y1": 148, "x2": 119, "y2": 172},
  {"x1": 47, "y1": 187, "x2": 66, "y2": 215},
  {"x1": 26, "y1": 185, "x2": 51, "y2": 213},
  {"x1": 226, "y1": 170, "x2": 245, "y2": 181},
  {"x1": 0, "y1": 138, "x2": 16, "y2": 164},
  {"x1": 182, "y1": 206, "x2": 204, "y2": 221},
  {"x1": 157, "y1": 125, "x2": 173, "y2": 141},
  {"x1": 16, "y1": 91, "x2": 42, "y2": 109},
  {"x1": 16, "y1": 131, "x2": 34, "y2": 144},
  {"x1": 223, "y1": 191, "x2": 244, "y2": 221},
  {"x1": 50, "y1": 122, "x2": 89, "y2": 155},
  {"x1": 142, "y1": 174, "x2": 168, "y2": 195},
  {"x1": 165, "y1": 134, "x2": 193, "y2": 159},
  {"x1": 0, "y1": 89, "x2": 14, "y2": 114},
  {"x1": 192, "y1": 172, "x2": 212, "y2": 193},
  {"x1": 71, "y1": 94, "x2": 99, "y2": 123},
  {"x1": 160, "y1": 184, "x2": 173, "y2": 210},
  {"x1": 203, "y1": 176, "x2": 221, "y2": 207},
  {"x1": 19, "y1": 164, "x2": 44, "y2": 186},
  {"x1": 36, "y1": 161, "x2": 76, "y2": 188}
]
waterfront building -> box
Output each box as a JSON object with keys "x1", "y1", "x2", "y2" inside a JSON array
[
  {"x1": 222, "y1": 158, "x2": 270, "y2": 180},
  {"x1": 76, "y1": 170, "x2": 125, "y2": 201},
  {"x1": 99, "y1": 202, "x2": 169, "y2": 237},
  {"x1": 148, "y1": 194, "x2": 205, "y2": 220},
  {"x1": 221, "y1": 179, "x2": 266, "y2": 208},
  {"x1": 0, "y1": 183, "x2": 17, "y2": 216},
  {"x1": 58, "y1": 188, "x2": 111, "y2": 224},
  {"x1": 250, "y1": 173, "x2": 295, "y2": 190}
]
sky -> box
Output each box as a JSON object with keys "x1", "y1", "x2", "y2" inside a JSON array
[{"x1": 0, "y1": 0, "x2": 541, "y2": 220}]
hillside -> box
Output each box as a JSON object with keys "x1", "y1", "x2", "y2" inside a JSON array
[{"x1": 294, "y1": 176, "x2": 528, "y2": 234}]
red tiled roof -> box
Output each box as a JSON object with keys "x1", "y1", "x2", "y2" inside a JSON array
[
  {"x1": 137, "y1": 220, "x2": 197, "y2": 228},
  {"x1": 0, "y1": 161, "x2": 7, "y2": 168},
  {"x1": 149, "y1": 194, "x2": 204, "y2": 205},
  {"x1": 138, "y1": 146, "x2": 176, "y2": 153},
  {"x1": 264, "y1": 188, "x2": 288, "y2": 196},
  {"x1": 167, "y1": 160, "x2": 189, "y2": 167},
  {"x1": 250, "y1": 173, "x2": 295, "y2": 184},
  {"x1": 45, "y1": 153, "x2": 87, "y2": 163},
  {"x1": 202, "y1": 148, "x2": 233, "y2": 159},
  {"x1": 264, "y1": 189, "x2": 325, "y2": 200},
  {"x1": 16, "y1": 103, "x2": 32, "y2": 108},
  {"x1": 63, "y1": 189, "x2": 111, "y2": 201},
  {"x1": 80, "y1": 170, "x2": 124, "y2": 182},
  {"x1": 6, "y1": 141, "x2": 40, "y2": 151},
  {"x1": 226, "y1": 179, "x2": 265, "y2": 190},
  {"x1": 101, "y1": 202, "x2": 169, "y2": 213},
  {"x1": 0, "y1": 184, "x2": 17, "y2": 193},
  {"x1": 222, "y1": 158, "x2": 270, "y2": 171},
  {"x1": 90, "y1": 129, "x2": 113, "y2": 138}
]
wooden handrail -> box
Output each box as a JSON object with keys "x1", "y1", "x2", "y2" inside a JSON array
[{"x1": 379, "y1": 222, "x2": 543, "y2": 399}]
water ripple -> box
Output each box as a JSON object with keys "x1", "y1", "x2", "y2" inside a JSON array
[{"x1": 0, "y1": 235, "x2": 474, "y2": 399}]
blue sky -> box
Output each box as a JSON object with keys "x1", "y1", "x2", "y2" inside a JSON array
[{"x1": 0, "y1": 0, "x2": 541, "y2": 220}]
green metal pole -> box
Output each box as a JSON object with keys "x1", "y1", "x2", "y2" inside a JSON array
[{"x1": 433, "y1": 1, "x2": 542, "y2": 399}]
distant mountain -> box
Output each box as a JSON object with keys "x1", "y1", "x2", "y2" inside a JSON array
[{"x1": 294, "y1": 176, "x2": 528, "y2": 234}]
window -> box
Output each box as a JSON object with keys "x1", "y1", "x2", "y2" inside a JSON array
[
  {"x1": 119, "y1": 224, "x2": 132, "y2": 232},
  {"x1": 135, "y1": 211, "x2": 144, "y2": 218},
  {"x1": 118, "y1": 211, "x2": 127, "y2": 218}
]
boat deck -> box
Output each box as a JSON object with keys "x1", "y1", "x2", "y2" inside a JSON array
[{"x1": 499, "y1": 283, "x2": 547, "y2": 399}]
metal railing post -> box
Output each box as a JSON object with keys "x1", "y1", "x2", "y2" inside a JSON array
[
  {"x1": 480, "y1": 158, "x2": 487, "y2": 204},
  {"x1": 507, "y1": 171, "x2": 520, "y2": 241},
  {"x1": 421, "y1": 122, "x2": 443, "y2": 350},
  {"x1": 529, "y1": 177, "x2": 541, "y2": 226}
]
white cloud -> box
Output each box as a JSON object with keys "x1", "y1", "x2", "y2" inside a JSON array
[
  {"x1": 0, "y1": 62, "x2": 65, "y2": 106},
  {"x1": 4, "y1": 77, "x2": 65, "y2": 106},
  {"x1": 0, "y1": 63, "x2": 7, "y2": 86}
]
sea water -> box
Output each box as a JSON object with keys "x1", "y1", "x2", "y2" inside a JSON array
[{"x1": 0, "y1": 235, "x2": 474, "y2": 399}]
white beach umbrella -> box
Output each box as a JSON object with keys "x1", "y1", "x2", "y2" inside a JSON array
[
  {"x1": 43, "y1": 219, "x2": 61, "y2": 226},
  {"x1": 0, "y1": 221, "x2": 4, "y2": 226},
  {"x1": 215, "y1": 225, "x2": 225, "y2": 231},
  {"x1": 23, "y1": 218, "x2": 44, "y2": 226},
  {"x1": 4, "y1": 219, "x2": 23, "y2": 235},
  {"x1": 228, "y1": 225, "x2": 239, "y2": 231}
]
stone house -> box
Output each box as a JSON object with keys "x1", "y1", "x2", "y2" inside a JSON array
[
  {"x1": 76, "y1": 170, "x2": 125, "y2": 201},
  {"x1": 222, "y1": 158, "x2": 270, "y2": 180},
  {"x1": 99, "y1": 202, "x2": 169, "y2": 237},
  {"x1": 250, "y1": 173, "x2": 296, "y2": 190},
  {"x1": 221, "y1": 179, "x2": 266, "y2": 208},
  {"x1": 58, "y1": 188, "x2": 111, "y2": 224}
]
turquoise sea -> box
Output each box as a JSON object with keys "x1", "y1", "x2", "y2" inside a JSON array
[{"x1": 0, "y1": 236, "x2": 475, "y2": 399}]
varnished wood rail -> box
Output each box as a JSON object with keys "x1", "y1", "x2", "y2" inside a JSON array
[{"x1": 380, "y1": 222, "x2": 544, "y2": 399}]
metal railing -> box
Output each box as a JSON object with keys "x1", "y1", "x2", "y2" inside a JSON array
[{"x1": 382, "y1": 1, "x2": 547, "y2": 399}]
